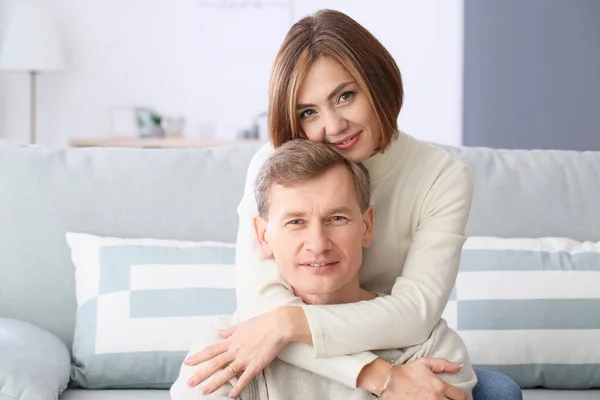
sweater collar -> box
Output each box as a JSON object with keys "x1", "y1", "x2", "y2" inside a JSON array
[{"x1": 362, "y1": 131, "x2": 408, "y2": 181}]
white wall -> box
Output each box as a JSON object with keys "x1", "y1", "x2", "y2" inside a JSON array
[{"x1": 0, "y1": 0, "x2": 463, "y2": 147}]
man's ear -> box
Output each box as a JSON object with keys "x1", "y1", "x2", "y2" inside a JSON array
[
  {"x1": 253, "y1": 215, "x2": 274, "y2": 258},
  {"x1": 362, "y1": 206, "x2": 374, "y2": 248}
]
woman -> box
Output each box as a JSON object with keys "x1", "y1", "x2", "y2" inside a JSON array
[{"x1": 185, "y1": 9, "x2": 522, "y2": 400}]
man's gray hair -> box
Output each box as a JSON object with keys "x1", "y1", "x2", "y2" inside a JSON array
[{"x1": 254, "y1": 139, "x2": 371, "y2": 218}]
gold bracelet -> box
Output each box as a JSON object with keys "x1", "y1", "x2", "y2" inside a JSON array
[{"x1": 373, "y1": 359, "x2": 396, "y2": 399}]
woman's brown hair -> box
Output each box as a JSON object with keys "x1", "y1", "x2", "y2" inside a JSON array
[{"x1": 268, "y1": 9, "x2": 403, "y2": 150}]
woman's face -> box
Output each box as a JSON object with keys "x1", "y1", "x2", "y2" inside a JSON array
[{"x1": 295, "y1": 57, "x2": 381, "y2": 162}]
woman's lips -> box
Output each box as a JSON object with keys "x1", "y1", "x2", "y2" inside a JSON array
[{"x1": 333, "y1": 132, "x2": 361, "y2": 150}]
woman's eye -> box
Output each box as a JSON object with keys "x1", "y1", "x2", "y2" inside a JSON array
[
  {"x1": 299, "y1": 109, "x2": 316, "y2": 118},
  {"x1": 338, "y1": 91, "x2": 354, "y2": 103}
]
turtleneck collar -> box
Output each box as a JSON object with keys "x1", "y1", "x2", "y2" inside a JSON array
[{"x1": 362, "y1": 130, "x2": 408, "y2": 181}]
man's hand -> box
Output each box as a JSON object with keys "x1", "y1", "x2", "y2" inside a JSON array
[
  {"x1": 359, "y1": 358, "x2": 467, "y2": 400},
  {"x1": 183, "y1": 307, "x2": 303, "y2": 398}
]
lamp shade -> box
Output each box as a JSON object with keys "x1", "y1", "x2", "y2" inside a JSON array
[{"x1": 0, "y1": 4, "x2": 65, "y2": 72}]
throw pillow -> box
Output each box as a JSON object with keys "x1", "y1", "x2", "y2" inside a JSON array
[
  {"x1": 443, "y1": 236, "x2": 600, "y2": 389},
  {"x1": 0, "y1": 317, "x2": 70, "y2": 400},
  {"x1": 66, "y1": 232, "x2": 237, "y2": 389}
]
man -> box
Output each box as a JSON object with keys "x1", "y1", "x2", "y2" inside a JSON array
[{"x1": 171, "y1": 140, "x2": 477, "y2": 400}]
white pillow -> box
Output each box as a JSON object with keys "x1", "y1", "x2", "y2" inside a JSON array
[
  {"x1": 443, "y1": 236, "x2": 600, "y2": 389},
  {"x1": 66, "y1": 232, "x2": 237, "y2": 389}
]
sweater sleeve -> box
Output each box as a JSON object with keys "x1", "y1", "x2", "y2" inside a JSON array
[
  {"x1": 235, "y1": 144, "x2": 379, "y2": 388},
  {"x1": 300, "y1": 164, "x2": 473, "y2": 358}
]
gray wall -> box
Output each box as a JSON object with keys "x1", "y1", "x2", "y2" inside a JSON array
[{"x1": 463, "y1": 0, "x2": 600, "y2": 150}]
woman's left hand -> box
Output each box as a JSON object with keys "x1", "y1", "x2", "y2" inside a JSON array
[{"x1": 183, "y1": 308, "x2": 291, "y2": 398}]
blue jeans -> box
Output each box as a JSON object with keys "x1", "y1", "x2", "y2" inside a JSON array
[{"x1": 473, "y1": 368, "x2": 522, "y2": 400}]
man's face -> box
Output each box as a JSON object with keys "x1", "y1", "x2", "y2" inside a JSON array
[{"x1": 254, "y1": 164, "x2": 374, "y2": 302}]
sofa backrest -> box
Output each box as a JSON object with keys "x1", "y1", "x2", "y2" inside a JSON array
[
  {"x1": 0, "y1": 140, "x2": 264, "y2": 346},
  {"x1": 442, "y1": 145, "x2": 600, "y2": 241},
  {"x1": 1, "y1": 139, "x2": 599, "y2": 347}
]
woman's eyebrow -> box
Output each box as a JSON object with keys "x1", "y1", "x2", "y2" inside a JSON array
[{"x1": 296, "y1": 81, "x2": 357, "y2": 110}]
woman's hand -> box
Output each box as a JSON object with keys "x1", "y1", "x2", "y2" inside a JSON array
[
  {"x1": 359, "y1": 358, "x2": 467, "y2": 400},
  {"x1": 183, "y1": 307, "x2": 306, "y2": 398}
]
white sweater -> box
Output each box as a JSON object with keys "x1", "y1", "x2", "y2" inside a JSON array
[
  {"x1": 170, "y1": 317, "x2": 476, "y2": 400},
  {"x1": 235, "y1": 132, "x2": 473, "y2": 388}
]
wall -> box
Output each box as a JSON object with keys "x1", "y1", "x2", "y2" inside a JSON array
[
  {"x1": 463, "y1": 0, "x2": 600, "y2": 150},
  {"x1": 0, "y1": 0, "x2": 464, "y2": 147}
]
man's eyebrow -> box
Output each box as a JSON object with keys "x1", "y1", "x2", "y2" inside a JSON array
[
  {"x1": 296, "y1": 81, "x2": 357, "y2": 110},
  {"x1": 325, "y1": 206, "x2": 353, "y2": 215},
  {"x1": 279, "y1": 211, "x2": 306, "y2": 221}
]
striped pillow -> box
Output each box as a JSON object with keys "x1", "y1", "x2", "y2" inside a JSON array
[
  {"x1": 66, "y1": 232, "x2": 237, "y2": 389},
  {"x1": 443, "y1": 236, "x2": 600, "y2": 389}
]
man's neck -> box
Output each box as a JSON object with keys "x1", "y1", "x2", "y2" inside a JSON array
[{"x1": 296, "y1": 278, "x2": 377, "y2": 305}]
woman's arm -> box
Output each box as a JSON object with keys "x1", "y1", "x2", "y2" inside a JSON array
[{"x1": 237, "y1": 146, "x2": 473, "y2": 358}]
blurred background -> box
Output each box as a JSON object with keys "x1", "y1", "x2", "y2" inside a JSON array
[{"x1": 0, "y1": 0, "x2": 598, "y2": 150}]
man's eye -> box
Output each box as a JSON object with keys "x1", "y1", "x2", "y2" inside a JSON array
[
  {"x1": 288, "y1": 219, "x2": 303, "y2": 225},
  {"x1": 299, "y1": 109, "x2": 316, "y2": 118},
  {"x1": 331, "y1": 216, "x2": 348, "y2": 222}
]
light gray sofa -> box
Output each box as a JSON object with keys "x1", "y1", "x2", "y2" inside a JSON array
[{"x1": 1, "y1": 138, "x2": 599, "y2": 400}]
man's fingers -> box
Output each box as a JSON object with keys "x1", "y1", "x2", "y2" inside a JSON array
[
  {"x1": 184, "y1": 342, "x2": 228, "y2": 366},
  {"x1": 420, "y1": 358, "x2": 463, "y2": 374},
  {"x1": 218, "y1": 325, "x2": 238, "y2": 339},
  {"x1": 444, "y1": 382, "x2": 468, "y2": 400},
  {"x1": 229, "y1": 368, "x2": 258, "y2": 399}
]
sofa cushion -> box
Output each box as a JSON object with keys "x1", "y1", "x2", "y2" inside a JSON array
[
  {"x1": 0, "y1": 317, "x2": 70, "y2": 400},
  {"x1": 443, "y1": 236, "x2": 600, "y2": 389},
  {"x1": 66, "y1": 232, "x2": 237, "y2": 389}
]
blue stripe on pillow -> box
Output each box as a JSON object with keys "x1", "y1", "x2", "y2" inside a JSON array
[
  {"x1": 130, "y1": 288, "x2": 237, "y2": 318},
  {"x1": 460, "y1": 250, "x2": 600, "y2": 272},
  {"x1": 99, "y1": 245, "x2": 236, "y2": 294},
  {"x1": 457, "y1": 299, "x2": 600, "y2": 330}
]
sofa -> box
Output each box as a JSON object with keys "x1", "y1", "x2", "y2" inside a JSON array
[{"x1": 1, "y1": 138, "x2": 599, "y2": 400}]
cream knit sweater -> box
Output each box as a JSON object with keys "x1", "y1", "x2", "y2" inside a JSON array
[
  {"x1": 233, "y1": 132, "x2": 473, "y2": 388},
  {"x1": 170, "y1": 317, "x2": 476, "y2": 400}
]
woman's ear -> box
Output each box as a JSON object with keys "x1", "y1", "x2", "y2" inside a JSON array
[
  {"x1": 362, "y1": 206, "x2": 374, "y2": 248},
  {"x1": 253, "y1": 216, "x2": 274, "y2": 258}
]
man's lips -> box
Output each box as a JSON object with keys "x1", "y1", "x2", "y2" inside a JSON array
[{"x1": 300, "y1": 261, "x2": 338, "y2": 267}]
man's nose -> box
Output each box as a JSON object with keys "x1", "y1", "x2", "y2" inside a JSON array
[
  {"x1": 323, "y1": 111, "x2": 348, "y2": 137},
  {"x1": 305, "y1": 224, "x2": 331, "y2": 255}
]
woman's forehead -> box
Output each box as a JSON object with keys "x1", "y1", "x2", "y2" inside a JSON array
[{"x1": 297, "y1": 57, "x2": 356, "y2": 101}]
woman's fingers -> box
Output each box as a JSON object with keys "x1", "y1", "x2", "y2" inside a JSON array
[
  {"x1": 187, "y1": 351, "x2": 234, "y2": 387},
  {"x1": 201, "y1": 361, "x2": 244, "y2": 395},
  {"x1": 184, "y1": 341, "x2": 229, "y2": 366},
  {"x1": 218, "y1": 325, "x2": 238, "y2": 339},
  {"x1": 229, "y1": 367, "x2": 260, "y2": 399},
  {"x1": 444, "y1": 382, "x2": 468, "y2": 400},
  {"x1": 419, "y1": 358, "x2": 463, "y2": 374}
]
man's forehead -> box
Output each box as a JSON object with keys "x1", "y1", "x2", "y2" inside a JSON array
[{"x1": 269, "y1": 184, "x2": 359, "y2": 216}]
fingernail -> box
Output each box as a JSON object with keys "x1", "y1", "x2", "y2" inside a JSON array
[
  {"x1": 184, "y1": 359, "x2": 192, "y2": 366},
  {"x1": 187, "y1": 378, "x2": 196, "y2": 387},
  {"x1": 458, "y1": 364, "x2": 464, "y2": 369}
]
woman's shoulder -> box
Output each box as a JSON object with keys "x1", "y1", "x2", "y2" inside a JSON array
[
  {"x1": 403, "y1": 131, "x2": 467, "y2": 172},
  {"x1": 247, "y1": 141, "x2": 275, "y2": 173}
]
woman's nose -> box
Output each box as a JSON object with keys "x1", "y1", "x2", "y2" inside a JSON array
[{"x1": 323, "y1": 111, "x2": 348, "y2": 137}]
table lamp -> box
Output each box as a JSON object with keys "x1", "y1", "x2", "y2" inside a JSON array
[{"x1": 0, "y1": 4, "x2": 66, "y2": 144}]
